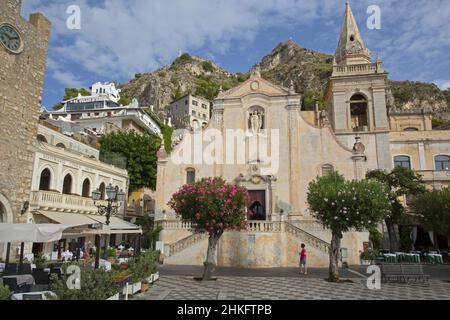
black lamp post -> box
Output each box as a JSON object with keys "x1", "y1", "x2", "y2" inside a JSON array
[
  {"x1": 92, "y1": 183, "x2": 126, "y2": 226},
  {"x1": 92, "y1": 184, "x2": 126, "y2": 267}
]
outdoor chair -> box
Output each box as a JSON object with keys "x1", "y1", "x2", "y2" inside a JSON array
[
  {"x1": 2, "y1": 277, "x2": 29, "y2": 293},
  {"x1": 18, "y1": 263, "x2": 32, "y2": 275},
  {"x1": 23, "y1": 294, "x2": 43, "y2": 300},
  {"x1": 49, "y1": 268, "x2": 62, "y2": 279},
  {"x1": 32, "y1": 270, "x2": 50, "y2": 285},
  {"x1": 4, "y1": 263, "x2": 18, "y2": 275}
]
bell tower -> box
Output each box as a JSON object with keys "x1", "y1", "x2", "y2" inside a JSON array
[
  {"x1": 0, "y1": 0, "x2": 51, "y2": 225},
  {"x1": 326, "y1": 1, "x2": 392, "y2": 170}
]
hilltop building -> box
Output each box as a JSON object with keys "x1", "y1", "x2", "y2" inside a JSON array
[
  {"x1": 42, "y1": 82, "x2": 162, "y2": 138},
  {"x1": 154, "y1": 2, "x2": 450, "y2": 268},
  {"x1": 169, "y1": 94, "x2": 211, "y2": 130}
]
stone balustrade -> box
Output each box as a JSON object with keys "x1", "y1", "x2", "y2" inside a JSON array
[
  {"x1": 157, "y1": 220, "x2": 194, "y2": 230},
  {"x1": 333, "y1": 63, "x2": 378, "y2": 76},
  {"x1": 30, "y1": 190, "x2": 108, "y2": 214},
  {"x1": 285, "y1": 222, "x2": 331, "y2": 254},
  {"x1": 167, "y1": 232, "x2": 209, "y2": 257},
  {"x1": 247, "y1": 221, "x2": 283, "y2": 232}
]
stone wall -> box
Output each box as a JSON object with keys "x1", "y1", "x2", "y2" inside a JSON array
[{"x1": 0, "y1": 0, "x2": 51, "y2": 227}]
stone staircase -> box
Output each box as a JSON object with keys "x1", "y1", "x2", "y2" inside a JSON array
[{"x1": 163, "y1": 221, "x2": 331, "y2": 261}]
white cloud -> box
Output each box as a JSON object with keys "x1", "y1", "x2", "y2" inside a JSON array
[
  {"x1": 23, "y1": 0, "x2": 342, "y2": 81},
  {"x1": 52, "y1": 69, "x2": 86, "y2": 88},
  {"x1": 434, "y1": 80, "x2": 450, "y2": 90},
  {"x1": 22, "y1": 0, "x2": 450, "y2": 88}
]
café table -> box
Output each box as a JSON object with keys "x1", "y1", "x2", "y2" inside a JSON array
[
  {"x1": 383, "y1": 253, "x2": 397, "y2": 263},
  {"x1": 426, "y1": 253, "x2": 444, "y2": 264},
  {"x1": 11, "y1": 291, "x2": 57, "y2": 300}
]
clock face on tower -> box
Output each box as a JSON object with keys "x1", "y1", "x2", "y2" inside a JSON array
[{"x1": 0, "y1": 24, "x2": 23, "y2": 54}]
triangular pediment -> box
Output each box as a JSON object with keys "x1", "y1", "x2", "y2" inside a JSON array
[{"x1": 217, "y1": 75, "x2": 290, "y2": 99}]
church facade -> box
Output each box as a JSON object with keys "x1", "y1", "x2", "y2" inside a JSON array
[{"x1": 155, "y1": 2, "x2": 450, "y2": 267}]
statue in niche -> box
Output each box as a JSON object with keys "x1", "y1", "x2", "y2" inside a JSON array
[{"x1": 249, "y1": 110, "x2": 264, "y2": 135}]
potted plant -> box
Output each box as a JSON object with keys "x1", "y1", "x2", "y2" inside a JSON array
[
  {"x1": 49, "y1": 267, "x2": 119, "y2": 300},
  {"x1": 0, "y1": 284, "x2": 12, "y2": 301},
  {"x1": 360, "y1": 249, "x2": 379, "y2": 265},
  {"x1": 34, "y1": 252, "x2": 47, "y2": 270}
]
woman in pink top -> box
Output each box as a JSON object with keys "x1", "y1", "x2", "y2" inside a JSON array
[{"x1": 299, "y1": 244, "x2": 307, "y2": 275}]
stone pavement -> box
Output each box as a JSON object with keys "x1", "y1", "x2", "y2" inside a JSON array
[{"x1": 134, "y1": 265, "x2": 450, "y2": 300}]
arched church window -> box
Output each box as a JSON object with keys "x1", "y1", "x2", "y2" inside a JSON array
[
  {"x1": 394, "y1": 156, "x2": 411, "y2": 170},
  {"x1": 322, "y1": 164, "x2": 334, "y2": 176},
  {"x1": 82, "y1": 179, "x2": 91, "y2": 198},
  {"x1": 62, "y1": 174, "x2": 73, "y2": 195},
  {"x1": 248, "y1": 106, "x2": 265, "y2": 135},
  {"x1": 350, "y1": 94, "x2": 368, "y2": 132},
  {"x1": 39, "y1": 168, "x2": 52, "y2": 191},
  {"x1": 186, "y1": 168, "x2": 196, "y2": 184}
]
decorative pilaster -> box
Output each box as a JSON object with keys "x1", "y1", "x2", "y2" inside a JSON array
[
  {"x1": 352, "y1": 136, "x2": 366, "y2": 181},
  {"x1": 286, "y1": 102, "x2": 301, "y2": 213}
]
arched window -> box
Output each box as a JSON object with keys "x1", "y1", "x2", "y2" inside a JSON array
[
  {"x1": 99, "y1": 183, "x2": 106, "y2": 200},
  {"x1": 39, "y1": 168, "x2": 51, "y2": 191},
  {"x1": 435, "y1": 155, "x2": 450, "y2": 171},
  {"x1": 56, "y1": 143, "x2": 66, "y2": 149},
  {"x1": 394, "y1": 156, "x2": 411, "y2": 170},
  {"x1": 350, "y1": 94, "x2": 368, "y2": 132},
  {"x1": 82, "y1": 179, "x2": 91, "y2": 198},
  {"x1": 186, "y1": 168, "x2": 196, "y2": 184},
  {"x1": 322, "y1": 164, "x2": 334, "y2": 176},
  {"x1": 37, "y1": 134, "x2": 47, "y2": 143},
  {"x1": 62, "y1": 174, "x2": 73, "y2": 195},
  {"x1": 404, "y1": 127, "x2": 419, "y2": 132}
]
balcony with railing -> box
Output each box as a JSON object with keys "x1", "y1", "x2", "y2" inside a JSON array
[
  {"x1": 332, "y1": 63, "x2": 380, "y2": 76},
  {"x1": 30, "y1": 190, "x2": 109, "y2": 215}
]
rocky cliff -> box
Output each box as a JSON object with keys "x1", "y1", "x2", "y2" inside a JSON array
[{"x1": 120, "y1": 40, "x2": 450, "y2": 123}]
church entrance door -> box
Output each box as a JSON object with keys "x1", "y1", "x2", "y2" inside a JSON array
[{"x1": 248, "y1": 190, "x2": 266, "y2": 221}]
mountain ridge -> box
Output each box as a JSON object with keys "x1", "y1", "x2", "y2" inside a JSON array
[{"x1": 119, "y1": 40, "x2": 450, "y2": 124}]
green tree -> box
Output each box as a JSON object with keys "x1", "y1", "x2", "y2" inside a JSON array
[
  {"x1": 411, "y1": 187, "x2": 450, "y2": 237},
  {"x1": 195, "y1": 75, "x2": 220, "y2": 101},
  {"x1": 366, "y1": 167, "x2": 426, "y2": 252},
  {"x1": 118, "y1": 93, "x2": 132, "y2": 106},
  {"x1": 302, "y1": 89, "x2": 325, "y2": 110},
  {"x1": 307, "y1": 172, "x2": 391, "y2": 282},
  {"x1": 0, "y1": 284, "x2": 11, "y2": 300},
  {"x1": 201, "y1": 61, "x2": 215, "y2": 73},
  {"x1": 100, "y1": 131, "x2": 160, "y2": 191},
  {"x1": 53, "y1": 87, "x2": 91, "y2": 110},
  {"x1": 168, "y1": 178, "x2": 249, "y2": 280}
]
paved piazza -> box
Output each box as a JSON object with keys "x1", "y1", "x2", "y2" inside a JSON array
[{"x1": 135, "y1": 266, "x2": 450, "y2": 300}]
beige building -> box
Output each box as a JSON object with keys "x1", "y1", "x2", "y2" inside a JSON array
[
  {"x1": 28, "y1": 121, "x2": 140, "y2": 260},
  {"x1": 169, "y1": 94, "x2": 211, "y2": 130},
  {"x1": 0, "y1": 1, "x2": 51, "y2": 259},
  {"x1": 154, "y1": 2, "x2": 450, "y2": 267}
]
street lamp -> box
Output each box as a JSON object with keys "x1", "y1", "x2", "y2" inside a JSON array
[{"x1": 92, "y1": 183, "x2": 126, "y2": 226}]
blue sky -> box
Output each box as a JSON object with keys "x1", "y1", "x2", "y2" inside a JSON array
[{"x1": 22, "y1": 0, "x2": 450, "y2": 109}]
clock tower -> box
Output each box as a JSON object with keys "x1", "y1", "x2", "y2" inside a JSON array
[{"x1": 0, "y1": 0, "x2": 51, "y2": 229}]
